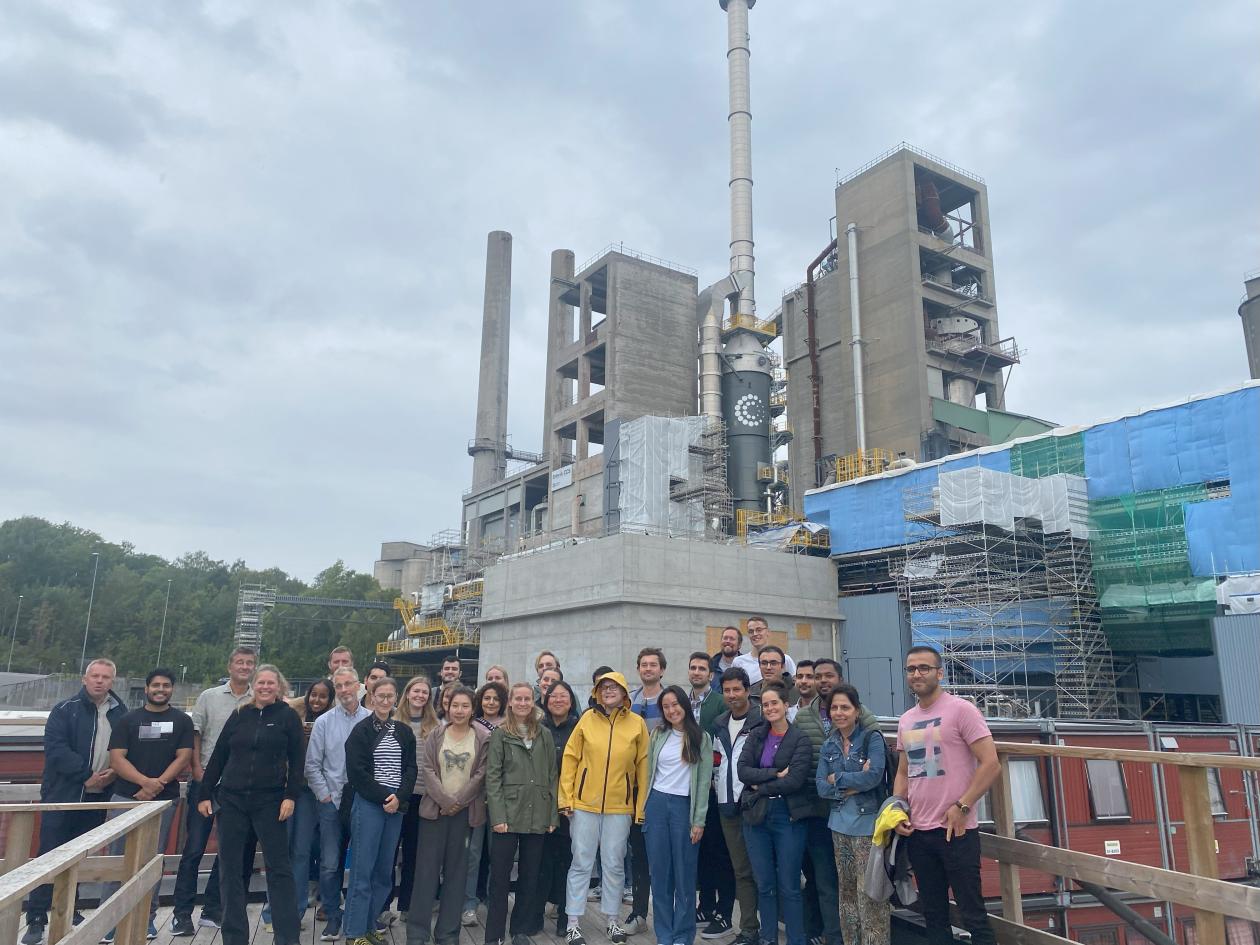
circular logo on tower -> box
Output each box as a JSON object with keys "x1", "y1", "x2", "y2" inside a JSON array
[{"x1": 733, "y1": 393, "x2": 766, "y2": 427}]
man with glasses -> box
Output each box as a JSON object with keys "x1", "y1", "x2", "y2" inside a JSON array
[
  {"x1": 731, "y1": 616, "x2": 796, "y2": 685},
  {"x1": 893, "y1": 645, "x2": 1000, "y2": 945},
  {"x1": 748, "y1": 646, "x2": 798, "y2": 705}
]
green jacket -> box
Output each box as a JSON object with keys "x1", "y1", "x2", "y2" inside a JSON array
[
  {"x1": 693, "y1": 688, "x2": 725, "y2": 733},
  {"x1": 486, "y1": 722, "x2": 559, "y2": 834},
  {"x1": 646, "y1": 727, "x2": 714, "y2": 828},
  {"x1": 793, "y1": 698, "x2": 879, "y2": 819}
]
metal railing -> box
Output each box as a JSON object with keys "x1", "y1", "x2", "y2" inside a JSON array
[
  {"x1": 576, "y1": 242, "x2": 698, "y2": 278},
  {"x1": 0, "y1": 800, "x2": 170, "y2": 945},
  {"x1": 837, "y1": 141, "x2": 985, "y2": 187}
]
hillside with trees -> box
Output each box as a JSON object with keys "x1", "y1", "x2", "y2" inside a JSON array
[{"x1": 0, "y1": 517, "x2": 396, "y2": 686}]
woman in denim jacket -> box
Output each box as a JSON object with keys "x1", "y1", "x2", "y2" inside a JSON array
[{"x1": 815, "y1": 684, "x2": 890, "y2": 945}]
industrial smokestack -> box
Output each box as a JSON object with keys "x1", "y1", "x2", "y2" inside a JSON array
[
  {"x1": 469, "y1": 230, "x2": 512, "y2": 486},
  {"x1": 722, "y1": 0, "x2": 756, "y2": 318}
]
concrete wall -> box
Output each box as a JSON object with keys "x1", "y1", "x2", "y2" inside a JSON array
[
  {"x1": 478, "y1": 532, "x2": 839, "y2": 697},
  {"x1": 374, "y1": 542, "x2": 433, "y2": 592}
]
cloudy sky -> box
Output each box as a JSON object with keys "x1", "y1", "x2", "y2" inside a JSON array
[{"x1": 2, "y1": 1, "x2": 1256, "y2": 580}]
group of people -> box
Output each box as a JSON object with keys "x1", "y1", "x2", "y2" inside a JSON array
[{"x1": 23, "y1": 619, "x2": 1001, "y2": 945}]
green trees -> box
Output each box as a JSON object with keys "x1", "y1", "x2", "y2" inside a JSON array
[{"x1": 0, "y1": 517, "x2": 394, "y2": 686}]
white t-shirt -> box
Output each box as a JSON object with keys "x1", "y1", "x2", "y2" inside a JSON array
[
  {"x1": 732, "y1": 650, "x2": 797, "y2": 685},
  {"x1": 652, "y1": 730, "x2": 691, "y2": 796}
]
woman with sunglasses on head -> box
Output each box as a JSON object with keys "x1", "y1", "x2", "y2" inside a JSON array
[
  {"x1": 344, "y1": 677, "x2": 418, "y2": 945},
  {"x1": 483, "y1": 682, "x2": 558, "y2": 945},
  {"x1": 525, "y1": 680, "x2": 581, "y2": 937},
  {"x1": 816, "y1": 684, "x2": 889, "y2": 945},
  {"x1": 644, "y1": 685, "x2": 714, "y2": 945},
  {"x1": 405, "y1": 686, "x2": 489, "y2": 945},
  {"x1": 390, "y1": 676, "x2": 441, "y2": 920},
  {"x1": 736, "y1": 682, "x2": 813, "y2": 945},
  {"x1": 198, "y1": 665, "x2": 305, "y2": 945}
]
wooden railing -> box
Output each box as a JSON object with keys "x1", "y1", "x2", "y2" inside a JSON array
[
  {"x1": 0, "y1": 799, "x2": 170, "y2": 945},
  {"x1": 983, "y1": 742, "x2": 1260, "y2": 945}
]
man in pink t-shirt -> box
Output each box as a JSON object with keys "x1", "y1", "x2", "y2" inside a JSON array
[{"x1": 893, "y1": 645, "x2": 1000, "y2": 945}]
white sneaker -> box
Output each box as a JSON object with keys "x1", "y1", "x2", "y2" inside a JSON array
[
  {"x1": 462, "y1": 910, "x2": 479, "y2": 927},
  {"x1": 546, "y1": 904, "x2": 559, "y2": 919}
]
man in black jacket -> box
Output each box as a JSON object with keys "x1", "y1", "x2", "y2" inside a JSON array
[
  {"x1": 23, "y1": 659, "x2": 128, "y2": 944},
  {"x1": 710, "y1": 668, "x2": 761, "y2": 945}
]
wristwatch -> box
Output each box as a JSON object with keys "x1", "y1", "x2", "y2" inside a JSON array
[{"x1": 954, "y1": 800, "x2": 971, "y2": 814}]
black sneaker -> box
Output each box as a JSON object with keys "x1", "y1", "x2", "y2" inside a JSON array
[
  {"x1": 606, "y1": 921, "x2": 628, "y2": 945},
  {"x1": 702, "y1": 917, "x2": 733, "y2": 939},
  {"x1": 566, "y1": 928, "x2": 587, "y2": 945},
  {"x1": 21, "y1": 924, "x2": 45, "y2": 945},
  {"x1": 170, "y1": 915, "x2": 195, "y2": 937},
  {"x1": 731, "y1": 933, "x2": 759, "y2": 945}
]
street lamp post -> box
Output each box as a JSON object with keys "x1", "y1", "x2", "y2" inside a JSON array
[
  {"x1": 6, "y1": 594, "x2": 23, "y2": 673},
  {"x1": 156, "y1": 579, "x2": 173, "y2": 666},
  {"x1": 80, "y1": 552, "x2": 100, "y2": 674}
]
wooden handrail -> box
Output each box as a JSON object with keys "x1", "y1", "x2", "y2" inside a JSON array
[
  {"x1": 995, "y1": 740, "x2": 1260, "y2": 772},
  {"x1": 984, "y1": 742, "x2": 1244, "y2": 945},
  {"x1": 0, "y1": 801, "x2": 168, "y2": 945}
]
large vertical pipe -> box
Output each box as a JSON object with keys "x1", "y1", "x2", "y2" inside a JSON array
[
  {"x1": 542, "y1": 249, "x2": 575, "y2": 460},
  {"x1": 846, "y1": 223, "x2": 866, "y2": 453},
  {"x1": 804, "y1": 238, "x2": 838, "y2": 483},
  {"x1": 470, "y1": 230, "x2": 512, "y2": 485},
  {"x1": 722, "y1": 0, "x2": 756, "y2": 318},
  {"x1": 697, "y1": 276, "x2": 734, "y2": 423}
]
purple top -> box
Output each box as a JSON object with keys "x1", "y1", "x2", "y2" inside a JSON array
[{"x1": 759, "y1": 730, "x2": 784, "y2": 767}]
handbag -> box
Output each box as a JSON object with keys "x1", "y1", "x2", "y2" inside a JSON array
[{"x1": 740, "y1": 789, "x2": 768, "y2": 826}]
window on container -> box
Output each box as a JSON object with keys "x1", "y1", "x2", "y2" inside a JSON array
[
  {"x1": 1077, "y1": 927, "x2": 1120, "y2": 945},
  {"x1": 1085, "y1": 759, "x2": 1130, "y2": 819},
  {"x1": 1226, "y1": 918, "x2": 1258, "y2": 945},
  {"x1": 1208, "y1": 768, "x2": 1227, "y2": 816},
  {"x1": 972, "y1": 758, "x2": 1046, "y2": 824}
]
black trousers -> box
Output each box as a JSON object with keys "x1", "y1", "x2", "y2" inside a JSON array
[
  {"x1": 696, "y1": 790, "x2": 734, "y2": 920},
  {"x1": 24, "y1": 799, "x2": 108, "y2": 923},
  {"x1": 629, "y1": 822, "x2": 650, "y2": 918},
  {"x1": 905, "y1": 828, "x2": 995, "y2": 945},
  {"x1": 392, "y1": 793, "x2": 422, "y2": 912},
  {"x1": 526, "y1": 823, "x2": 572, "y2": 935},
  {"x1": 218, "y1": 790, "x2": 299, "y2": 945},
  {"x1": 406, "y1": 810, "x2": 471, "y2": 945},
  {"x1": 485, "y1": 831, "x2": 546, "y2": 942},
  {"x1": 802, "y1": 816, "x2": 841, "y2": 944}
]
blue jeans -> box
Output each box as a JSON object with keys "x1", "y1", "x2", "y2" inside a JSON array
[
  {"x1": 644, "y1": 790, "x2": 700, "y2": 945},
  {"x1": 742, "y1": 798, "x2": 807, "y2": 945},
  {"x1": 262, "y1": 789, "x2": 318, "y2": 923},
  {"x1": 344, "y1": 795, "x2": 404, "y2": 938},
  {"x1": 566, "y1": 811, "x2": 632, "y2": 922},
  {"x1": 317, "y1": 799, "x2": 348, "y2": 921},
  {"x1": 464, "y1": 821, "x2": 488, "y2": 912}
]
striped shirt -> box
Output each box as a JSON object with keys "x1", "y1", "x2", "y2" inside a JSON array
[{"x1": 372, "y1": 722, "x2": 403, "y2": 791}]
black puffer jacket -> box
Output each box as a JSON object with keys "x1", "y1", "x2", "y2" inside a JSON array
[
  {"x1": 202, "y1": 701, "x2": 305, "y2": 801},
  {"x1": 736, "y1": 719, "x2": 815, "y2": 821}
]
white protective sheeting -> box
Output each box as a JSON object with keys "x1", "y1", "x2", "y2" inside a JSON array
[
  {"x1": 1218, "y1": 574, "x2": 1260, "y2": 614},
  {"x1": 937, "y1": 467, "x2": 1089, "y2": 538},
  {"x1": 617, "y1": 415, "x2": 708, "y2": 538},
  {"x1": 420, "y1": 581, "x2": 446, "y2": 614}
]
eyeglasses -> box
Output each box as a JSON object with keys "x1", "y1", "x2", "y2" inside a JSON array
[
  {"x1": 759, "y1": 659, "x2": 782, "y2": 668},
  {"x1": 905, "y1": 664, "x2": 940, "y2": 675}
]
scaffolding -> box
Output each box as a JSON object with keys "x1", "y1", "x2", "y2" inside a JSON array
[
  {"x1": 896, "y1": 470, "x2": 1117, "y2": 719},
  {"x1": 233, "y1": 584, "x2": 276, "y2": 652}
]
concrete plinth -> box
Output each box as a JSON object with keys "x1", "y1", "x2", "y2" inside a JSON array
[{"x1": 478, "y1": 532, "x2": 839, "y2": 695}]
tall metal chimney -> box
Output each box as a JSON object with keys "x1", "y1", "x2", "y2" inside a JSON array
[
  {"x1": 722, "y1": 0, "x2": 756, "y2": 318},
  {"x1": 469, "y1": 230, "x2": 512, "y2": 486},
  {"x1": 718, "y1": 0, "x2": 772, "y2": 518}
]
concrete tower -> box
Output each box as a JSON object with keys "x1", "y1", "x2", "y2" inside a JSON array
[
  {"x1": 1241, "y1": 272, "x2": 1260, "y2": 380},
  {"x1": 468, "y1": 230, "x2": 512, "y2": 487}
]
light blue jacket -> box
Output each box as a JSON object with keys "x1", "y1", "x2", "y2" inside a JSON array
[
  {"x1": 305, "y1": 702, "x2": 371, "y2": 805},
  {"x1": 815, "y1": 722, "x2": 886, "y2": 837}
]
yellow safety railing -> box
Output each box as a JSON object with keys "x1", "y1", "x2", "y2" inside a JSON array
[
  {"x1": 449, "y1": 580, "x2": 484, "y2": 602},
  {"x1": 722, "y1": 313, "x2": 779, "y2": 339},
  {"x1": 833, "y1": 447, "x2": 894, "y2": 483}
]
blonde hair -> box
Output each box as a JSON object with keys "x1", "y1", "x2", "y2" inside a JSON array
[
  {"x1": 250, "y1": 664, "x2": 290, "y2": 705},
  {"x1": 508, "y1": 682, "x2": 542, "y2": 741},
  {"x1": 396, "y1": 675, "x2": 440, "y2": 737},
  {"x1": 485, "y1": 665, "x2": 511, "y2": 686}
]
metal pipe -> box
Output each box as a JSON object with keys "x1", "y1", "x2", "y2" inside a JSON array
[
  {"x1": 846, "y1": 223, "x2": 866, "y2": 452},
  {"x1": 698, "y1": 276, "x2": 736, "y2": 423},
  {"x1": 470, "y1": 230, "x2": 512, "y2": 485},
  {"x1": 804, "y1": 239, "x2": 838, "y2": 483},
  {"x1": 722, "y1": 0, "x2": 755, "y2": 318}
]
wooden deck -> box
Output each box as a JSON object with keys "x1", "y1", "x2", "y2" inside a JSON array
[{"x1": 18, "y1": 897, "x2": 664, "y2": 945}]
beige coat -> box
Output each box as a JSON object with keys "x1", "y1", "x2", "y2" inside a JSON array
[{"x1": 417, "y1": 722, "x2": 490, "y2": 826}]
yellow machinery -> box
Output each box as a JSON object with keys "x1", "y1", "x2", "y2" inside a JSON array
[
  {"x1": 734, "y1": 509, "x2": 830, "y2": 551},
  {"x1": 833, "y1": 448, "x2": 894, "y2": 483}
]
